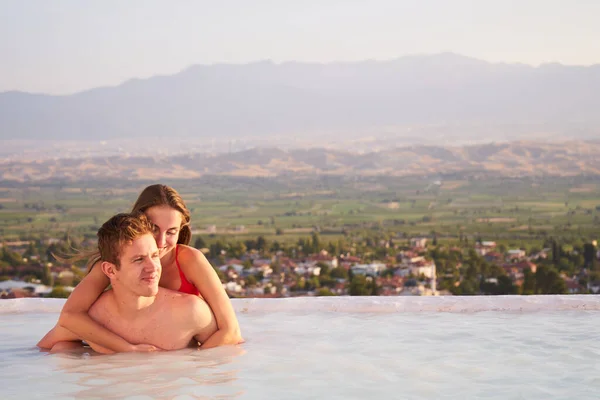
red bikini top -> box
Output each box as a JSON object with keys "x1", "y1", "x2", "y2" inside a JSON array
[{"x1": 176, "y1": 245, "x2": 200, "y2": 296}]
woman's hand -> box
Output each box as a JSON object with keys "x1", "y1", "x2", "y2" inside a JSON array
[{"x1": 199, "y1": 327, "x2": 244, "y2": 349}]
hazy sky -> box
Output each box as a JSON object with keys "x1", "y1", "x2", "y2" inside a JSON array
[{"x1": 2, "y1": 0, "x2": 600, "y2": 94}]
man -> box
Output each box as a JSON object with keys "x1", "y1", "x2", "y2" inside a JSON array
[{"x1": 39, "y1": 212, "x2": 217, "y2": 353}]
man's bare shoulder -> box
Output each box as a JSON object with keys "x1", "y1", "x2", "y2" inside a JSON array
[
  {"x1": 156, "y1": 287, "x2": 203, "y2": 311},
  {"x1": 155, "y1": 288, "x2": 217, "y2": 343},
  {"x1": 89, "y1": 290, "x2": 114, "y2": 319},
  {"x1": 156, "y1": 287, "x2": 210, "y2": 317},
  {"x1": 156, "y1": 286, "x2": 195, "y2": 303}
]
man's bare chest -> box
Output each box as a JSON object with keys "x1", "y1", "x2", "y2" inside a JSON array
[{"x1": 105, "y1": 311, "x2": 194, "y2": 350}]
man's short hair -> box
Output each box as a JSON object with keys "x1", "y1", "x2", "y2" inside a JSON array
[{"x1": 97, "y1": 212, "x2": 154, "y2": 268}]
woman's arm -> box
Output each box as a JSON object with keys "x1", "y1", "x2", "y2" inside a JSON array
[
  {"x1": 37, "y1": 326, "x2": 114, "y2": 354},
  {"x1": 179, "y1": 246, "x2": 244, "y2": 348},
  {"x1": 37, "y1": 324, "x2": 80, "y2": 349},
  {"x1": 57, "y1": 264, "x2": 157, "y2": 352}
]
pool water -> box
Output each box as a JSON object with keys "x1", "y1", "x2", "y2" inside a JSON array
[{"x1": 1, "y1": 296, "x2": 600, "y2": 399}]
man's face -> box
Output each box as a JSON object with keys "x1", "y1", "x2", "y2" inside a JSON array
[{"x1": 113, "y1": 233, "x2": 161, "y2": 297}]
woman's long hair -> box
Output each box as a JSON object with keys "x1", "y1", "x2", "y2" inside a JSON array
[
  {"x1": 54, "y1": 248, "x2": 102, "y2": 274},
  {"x1": 59, "y1": 184, "x2": 192, "y2": 273}
]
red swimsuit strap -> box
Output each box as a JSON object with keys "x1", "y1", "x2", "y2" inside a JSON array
[
  {"x1": 175, "y1": 244, "x2": 185, "y2": 277},
  {"x1": 175, "y1": 245, "x2": 200, "y2": 295}
]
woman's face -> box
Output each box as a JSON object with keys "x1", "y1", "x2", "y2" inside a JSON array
[{"x1": 145, "y1": 205, "x2": 183, "y2": 258}]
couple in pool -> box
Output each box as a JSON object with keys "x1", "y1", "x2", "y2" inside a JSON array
[{"x1": 37, "y1": 184, "x2": 243, "y2": 353}]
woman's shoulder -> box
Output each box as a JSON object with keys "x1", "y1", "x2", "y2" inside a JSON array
[
  {"x1": 176, "y1": 245, "x2": 214, "y2": 279},
  {"x1": 177, "y1": 244, "x2": 208, "y2": 263}
]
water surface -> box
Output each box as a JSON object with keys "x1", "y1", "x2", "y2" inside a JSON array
[{"x1": 1, "y1": 297, "x2": 599, "y2": 399}]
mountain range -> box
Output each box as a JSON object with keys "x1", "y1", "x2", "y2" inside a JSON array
[
  {"x1": 2, "y1": 141, "x2": 599, "y2": 183},
  {"x1": 1, "y1": 53, "x2": 600, "y2": 144}
]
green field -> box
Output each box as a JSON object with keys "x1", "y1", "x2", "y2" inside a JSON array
[{"x1": 1, "y1": 175, "x2": 599, "y2": 247}]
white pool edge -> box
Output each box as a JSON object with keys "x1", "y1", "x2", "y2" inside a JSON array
[{"x1": 1, "y1": 295, "x2": 600, "y2": 314}]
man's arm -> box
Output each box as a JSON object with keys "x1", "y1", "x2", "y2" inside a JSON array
[
  {"x1": 49, "y1": 340, "x2": 112, "y2": 354},
  {"x1": 86, "y1": 341, "x2": 114, "y2": 354}
]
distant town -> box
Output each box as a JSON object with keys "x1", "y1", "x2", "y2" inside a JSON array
[{"x1": 1, "y1": 232, "x2": 599, "y2": 299}]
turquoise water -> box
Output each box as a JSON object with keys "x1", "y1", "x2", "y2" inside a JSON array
[{"x1": 1, "y1": 297, "x2": 600, "y2": 399}]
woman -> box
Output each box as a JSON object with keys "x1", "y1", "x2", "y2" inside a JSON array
[{"x1": 38, "y1": 184, "x2": 243, "y2": 352}]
